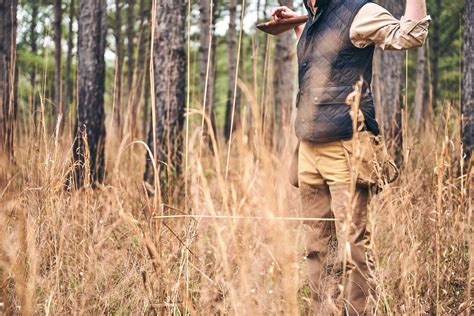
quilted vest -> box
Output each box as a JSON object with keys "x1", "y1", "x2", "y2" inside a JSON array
[{"x1": 295, "y1": 0, "x2": 380, "y2": 143}]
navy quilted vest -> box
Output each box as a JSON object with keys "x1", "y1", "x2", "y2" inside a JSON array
[{"x1": 295, "y1": 0, "x2": 380, "y2": 143}]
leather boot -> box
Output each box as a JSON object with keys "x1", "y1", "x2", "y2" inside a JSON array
[
  {"x1": 329, "y1": 184, "x2": 373, "y2": 316},
  {"x1": 300, "y1": 184, "x2": 339, "y2": 314}
]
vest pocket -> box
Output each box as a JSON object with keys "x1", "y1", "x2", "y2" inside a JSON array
[{"x1": 310, "y1": 85, "x2": 354, "y2": 105}]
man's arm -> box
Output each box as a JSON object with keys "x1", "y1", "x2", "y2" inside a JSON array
[
  {"x1": 271, "y1": 6, "x2": 305, "y2": 39},
  {"x1": 405, "y1": 0, "x2": 427, "y2": 21},
  {"x1": 350, "y1": 2, "x2": 431, "y2": 50},
  {"x1": 294, "y1": 24, "x2": 305, "y2": 39}
]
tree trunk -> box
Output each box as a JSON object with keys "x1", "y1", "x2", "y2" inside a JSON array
[
  {"x1": 256, "y1": 0, "x2": 261, "y2": 20},
  {"x1": 372, "y1": 0, "x2": 404, "y2": 165},
  {"x1": 142, "y1": 55, "x2": 150, "y2": 140},
  {"x1": 53, "y1": 0, "x2": 63, "y2": 128},
  {"x1": 126, "y1": 0, "x2": 135, "y2": 92},
  {"x1": 414, "y1": 46, "x2": 426, "y2": 133},
  {"x1": 414, "y1": 45, "x2": 434, "y2": 136},
  {"x1": 140, "y1": 0, "x2": 151, "y2": 141},
  {"x1": 462, "y1": 0, "x2": 473, "y2": 161},
  {"x1": 113, "y1": 0, "x2": 124, "y2": 130},
  {"x1": 144, "y1": 0, "x2": 187, "y2": 190},
  {"x1": 199, "y1": 0, "x2": 217, "y2": 144},
  {"x1": 263, "y1": 0, "x2": 269, "y2": 20},
  {"x1": 0, "y1": 0, "x2": 18, "y2": 160},
  {"x1": 273, "y1": 0, "x2": 295, "y2": 149},
  {"x1": 430, "y1": 0, "x2": 441, "y2": 110},
  {"x1": 133, "y1": 0, "x2": 150, "y2": 139},
  {"x1": 73, "y1": 0, "x2": 107, "y2": 187},
  {"x1": 64, "y1": 0, "x2": 75, "y2": 133},
  {"x1": 224, "y1": 0, "x2": 239, "y2": 141},
  {"x1": 30, "y1": 1, "x2": 38, "y2": 131}
]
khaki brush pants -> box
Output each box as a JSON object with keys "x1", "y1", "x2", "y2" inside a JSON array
[{"x1": 298, "y1": 138, "x2": 374, "y2": 315}]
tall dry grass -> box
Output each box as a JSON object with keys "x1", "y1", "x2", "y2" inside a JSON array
[
  {"x1": 0, "y1": 2, "x2": 471, "y2": 313},
  {"x1": 0, "y1": 84, "x2": 471, "y2": 315}
]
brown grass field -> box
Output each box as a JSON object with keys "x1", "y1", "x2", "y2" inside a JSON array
[
  {"x1": 0, "y1": 92, "x2": 472, "y2": 315},
  {"x1": 0, "y1": 1, "x2": 472, "y2": 312}
]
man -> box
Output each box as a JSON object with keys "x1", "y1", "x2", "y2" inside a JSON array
[{"x1": 270, "y1": 0, "x2": 430, "y2": 314}]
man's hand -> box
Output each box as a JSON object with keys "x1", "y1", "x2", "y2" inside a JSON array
[
  {"x1": 271, "y1": 6, "x2": 305, "y2": 38},
  {"x1": 271, "y1": 6, "x2": 299, "y2": 22}
]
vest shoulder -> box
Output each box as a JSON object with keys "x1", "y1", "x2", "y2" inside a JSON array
[{"x1": 340, "y1": 0, "x2": 372, "y2": 11}]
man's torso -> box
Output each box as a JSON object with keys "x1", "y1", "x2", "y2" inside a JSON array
[{"x1": 295, "y1": 0, "x2": 378, "y2": 143}]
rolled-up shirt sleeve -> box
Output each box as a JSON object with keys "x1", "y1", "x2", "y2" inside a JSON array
[{"x1": 350, "y1": 3, "x2": 431, "y2": 50}]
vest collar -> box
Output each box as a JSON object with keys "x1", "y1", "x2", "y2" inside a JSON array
[{"x1": 304, "y1": 0, "x2": 344, "y2": 16}]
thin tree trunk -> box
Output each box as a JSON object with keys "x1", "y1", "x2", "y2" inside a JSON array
[
  {"x1": 414, "y1": 45, "x2": 434, "y2": 136},
  {"x1": 224, "y1": 0, "x2": 239, "y2": 141},
  {"x1": 372, "y1": 0, "x2": 404, "y2": 165},
  {"x1": 273, "y1": 0, "x2": 295, "y2": 149},
  {"x1": 73, "y1": 0, "x2": 107, "y2": 187},
  {"x1": 30, "y1": 3, "x2": 38, "y2": 91},
  {"x1": 263, "y1": 0, "x2": 269, "y2": 20},
  {"x1": 199, "y1": 0, "x2": 217, "y2": 144},
  {"x1": 54, "y1": 0, "x2": 62, "y2": 127},
  {"x1": 208, "y1": 1, "x2": 218, "y2": 138},
  {"x1": 422, "y1": 61, "x2": 434, "y2": 135},
  {"x1": 372, "y1": 47, "x2": 383, "y2": 124},
  {"x1": 462, "y1": 0, "x2": 473, "y2": 161},
  {"x1": 0, "y1": 0, "x2": 18, "y2": 160},
  {"x1": 64, "y1": 0, "x2": 75, "y2": 133},
  {"x1": 260, "y1": 0, "x2": 270, "y2": 147},
  {"x1": 144, "y1": 0, "x2": 187, "y2": 192},
  {"x1": 430, "y1": 0, "x2": 441, "y2": 110},
  {"x1": 414, "y1": 46, "x2": 426, "y2": 133},
  {"x1": 142, "y1": 57, "x2": 150, "y2": 140},
  {"x1": 133, "y1": 0, "x2": 150, "y2": 139},
  {"x1": 114, "y1": 0, "x2": 124, "y2": 130},
  {"x1": 140, "y1": 0, "x2": 151, "y2": 141},
  {"x1": 126, "y1": 0, "x2": 135, "y2": 92},
  {"x1": 30, "y1": 2, "x2": 38, "y2": 131}
]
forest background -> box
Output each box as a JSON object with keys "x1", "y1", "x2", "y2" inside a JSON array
[{"x1": 0, "y1": 0, "x2": 472, "y2": 314}]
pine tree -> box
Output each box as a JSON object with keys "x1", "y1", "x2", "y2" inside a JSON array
[
  {"x1": 126, "y1": 0, "x2": 135, "y2": 92},
  {"x1": 273, "y1": 0, "x2": 295, "y2": 149},
  {"x1": 224, "y1": 0, "x2": 239, "y2": 141},
  {"x1": 199, "y1": 0, "x2": 218, "y2": 144},
  {"x1": 30, "y1": 1, "x2": 39, "y2": 131},
  {"x1": 72, "y1": 0, "x2": 107, "y2": 187},
  {"x1": 0, "y1": 0, "x2": 18, "y2": 160},
  {"x1": 144, "y1": 0, "x2": 187, "y2": 194},
  {"x1": 134, "y1": 0, "x2": 150, "y2": 139},
  {"x1": 113, "y1": 0, "x2": 124, "y2": 131},
  {"x1": 53, "y1": 0, "x2": 63, "y2": 129},
  {"x1": 64, "y1": 0, "x2": 75, "y2": 132},
  {"x1": 372, "y1": 0, "x2": 404, "y2": 165},
  {"x1": 462, "y1": 0, "x2": 473, "y2": 161}
]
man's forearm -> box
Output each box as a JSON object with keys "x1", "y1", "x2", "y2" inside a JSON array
[
  {"x1": 405, "y1": 0, "x2": 427, "y2": 21},
  {"x1": 295, "y1": 25, "x2": 304, "y2": 39}
]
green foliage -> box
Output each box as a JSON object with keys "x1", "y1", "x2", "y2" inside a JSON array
[
  {"x1": 427, "y1": 0, "x2": 464, "y2": 106},
  {"x1": 14, "y1": 0, "x2": 466, "y2": 133},
  {"x1": 401, "y1": 0, "x2": 464, "y2": 118}
]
